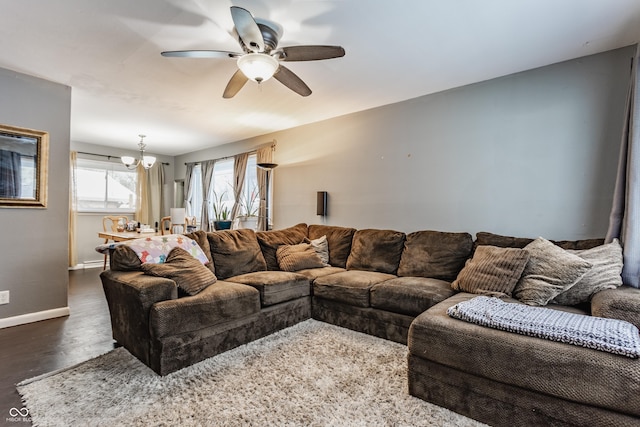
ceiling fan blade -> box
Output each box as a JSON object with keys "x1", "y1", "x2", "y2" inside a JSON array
[
  {"x1": 223, "y1": 69, "x2": 249, "y2": 98},
  {"x1": 274, "y1": 65, "x2": 311, "y2": 97},
  {"x1": 280, "y1": 45, "x2": 345, "y2": 61},
  {"x1": 230, "y1": 6, "x2": 264, "y2": 53},
  {"x1": 161, "y1": 50, "x2": 241, "y2": 59}
]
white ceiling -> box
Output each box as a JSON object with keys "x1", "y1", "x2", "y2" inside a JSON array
[{"x1": 1, "y1": 0, "x2": 639, "y2": 156}]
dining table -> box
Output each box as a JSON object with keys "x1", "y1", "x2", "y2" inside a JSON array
[{"x1": 98, "y1": 230, "x2": 162, "y2": 242}]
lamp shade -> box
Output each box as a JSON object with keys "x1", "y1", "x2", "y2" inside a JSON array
[
  {"x1": 237, "y1": 53, "x2": 279, "y2": 83},
  {"x1": 170, "y1": 208, "x2": 186, "y2": 225}
]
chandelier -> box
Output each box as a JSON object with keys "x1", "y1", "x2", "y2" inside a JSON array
[{"x1": 121, "y1": 134, "x2": 156, "y2": 170}]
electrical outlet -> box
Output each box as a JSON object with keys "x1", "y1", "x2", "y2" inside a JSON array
[{"x1": 0, "y1": 291, "x2": 9, "y2": 305}]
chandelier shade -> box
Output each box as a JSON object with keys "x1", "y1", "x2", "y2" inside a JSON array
[{"x1": 121, "y1": 135, "x2": 156, "y2": 170}]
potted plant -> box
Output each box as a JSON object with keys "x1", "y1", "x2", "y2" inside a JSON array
[
  {"x1": 212, "y1": 191, "x2": 232, "y2": 230},
  {"x1": 236, "y1": 186, "x2": 260, "y2": 230}
]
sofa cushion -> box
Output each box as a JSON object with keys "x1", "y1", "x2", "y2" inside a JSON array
[
  {"x1": 184, "y1": 230, "x2": 215, "y2": 273},
  {"x1": 408, "y1": 293, "x2": 640, "y2": 417},
  {"x1": 140, "y1": 247, "x2": 217, "y2": 296},
  {"x1": 308, "y1": 225, "x2": 356, "y2": 268},
  {"x1": 346, "y1": 229, "x2": 406, "y2": 274},
  {"x1": 256, "y1": 223, "x2": 308, "y2": 270},
  {"x1": 552, "y1": 239, "x2": 623, "y2": 306},
  {"x1": 109, "y1": 245, "x2": 142, "y2": 271},
  {"x1": 276, "y1": 243, "x2": 325, "y2": 272},
  {"x1": 149, "y1": 281, "x2": 260, "y2": 338},
  {"x1": 313, "y1": 270, "x2": 396, "y2": 307},
  {"x1": 592, "y1": 286, "x2": 640, "y2": 330},
  {"x1": 226, "y1": 271, "x2": 311, "y2": 307},
  {"x1": 295, "y1": 266, "x2": 346, "y2": 281},
  {"x1": 207, "y1": 229, "x2": 266, "y2": 280},
  {"x1": 397, "y1": 230, "x2": 473, "y2": 280},
  {"x1": 370, "y1": 277, "x2": 455, "y2": 316},
  {"x1": 475, "y1": 231, "x2": 604, "y2": 251},
  {"x1": 513, "y1": 237, "x2": 592, "y2": 306},
  {"x1": 451, "y1": 245, "x2": 530, "y2": 297}
]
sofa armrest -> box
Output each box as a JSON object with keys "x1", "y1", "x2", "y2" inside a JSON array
[
  {"x1": 100, "y1": 270, "x2": 178, "y2": 365},
  {"x1": 591, "y1": 285, "x2": 640, "y2": 329}
]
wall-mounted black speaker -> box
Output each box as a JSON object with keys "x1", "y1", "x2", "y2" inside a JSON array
[{"x1": 317, "y1": 191, "x2": 327, "y2": 216}]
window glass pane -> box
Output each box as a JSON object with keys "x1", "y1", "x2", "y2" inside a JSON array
[
  {"x1": 241, "y1": 154, "x2": 259, "y2": 216},
  {"x1": 210, "y1": 158, "x2": 234, "y2": 220},
  {"x1": 76, "y1": 158, "x2": 137, "y2": 212},
  {"x1": 189, "y1": 164, "x2": 203, "y2": 222}
]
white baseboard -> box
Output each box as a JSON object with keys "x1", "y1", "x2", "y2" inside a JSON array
[
  {"x1": 69, "y1": 260, "x2": 104, "y2": 270},
  {"x1": 0, "y1": 307, "x2": 70, "y2": 329}
]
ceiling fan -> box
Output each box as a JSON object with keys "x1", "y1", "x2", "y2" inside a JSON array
[{"x1": 161, "y1": 6, "x2": 345, "y2": 98}]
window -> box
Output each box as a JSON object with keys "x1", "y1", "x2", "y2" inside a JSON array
[
  {"x1": 186, "y1": 153, "x2": 260, "y2": 225},
  {"x1": 76, "y1": 158, "x2": 137, "y2": 212}
]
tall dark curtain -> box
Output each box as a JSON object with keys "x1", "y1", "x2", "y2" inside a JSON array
[
  {"x1": 606, "y1": 44, "x2": 640, "y2": 288},
  {"x1": 0, "y1": 149, "x2": 21, "y2": 198}
]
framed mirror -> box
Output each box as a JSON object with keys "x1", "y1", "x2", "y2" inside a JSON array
[{"x1": 0, "y1": 124, "x2": 49, "y2": 208}]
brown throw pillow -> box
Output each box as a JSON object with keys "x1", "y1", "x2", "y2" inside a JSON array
[
  {"x1": 276, "y1": 243, "x2": 325, "y2": 272},
  {"x1": 451, "y1": 245, "x2": 530, "y2": 297},
  {"x1": 141, "y1": 247, "x2": 217, "y2": 296},
  {"x1": 513, "y1": 237, "x2": 592, "y2": 306}
]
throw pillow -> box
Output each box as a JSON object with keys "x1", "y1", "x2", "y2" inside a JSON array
[
  {"x1": 305, "y1": 235, "x2": 330, "y2": 266},
  {"x1": 141, "y1": 247, "x2": 217, "y2": 296},
  {"x1": 255, "y1": 223, "x2": 308, "y2": 270},
  {"x1": 276, "y1": 243, "x2": 325, "y2": 272},
  {"x1": 552, "y1": 239, "x2": 623, "y2": 306},
  {"x1": 513, "y1": 237, "x2": 593, "y2": 306},
  {"x1": 451, "y1": 245, "x2": 530, "y2": 297}
]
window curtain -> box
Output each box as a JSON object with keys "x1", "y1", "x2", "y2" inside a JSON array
[
  {"x1": 0, "y1": 149, "x2": 21, "y2": 197},
  {"x1": 257, "y1": 145, "x2": 273, "y2": 231},
  {"x1": 201, "y1": 160, "x2": 216, "y2": 232},
  {"x1": 146, "y1": 162, "x2": 165, "y2": 227},
  {"x1": 231, "y1": 152, "x2": 249, "y2": 220},
  {"x1": 184, "y1": 162, "x2": 195, "y2": 219},
  {"x1": 68, "y1": 151, "x2": 78, "y2": 268},
  {"x1": 605, "y1": 44, "x2": 640, "y2": 288},
  {"x1": 136, "y1": 162, "x2": 165, "y2": 227}
]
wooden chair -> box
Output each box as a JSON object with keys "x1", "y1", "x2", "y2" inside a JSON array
[
  {"x1": 160, "y1": 216, "x2": 172, "y2": 235},
  {"x1": 102, "y1": 215, "x2": 129, "y2": 269}
]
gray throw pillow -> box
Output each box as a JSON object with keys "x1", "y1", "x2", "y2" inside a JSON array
[
  {"x1": 306, "y1": 235, "x2": 330, "y2": 266},
  {"x1": 513, "y1": 237, "x2": 592, "y2": 306},
  {"x1": 141, "y1": 247, "x2": 217, "y2": 296},
  {"x1": 451, "y1": 245, "x2": 530, "y2": 297},
  {"x1": 552, "y1": 239, "x2": 623, "y2": 306}
]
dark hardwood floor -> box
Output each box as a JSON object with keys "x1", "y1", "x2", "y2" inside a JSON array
[{"x1": 0, "y1": 268, "x2": 116, "y2": 425}]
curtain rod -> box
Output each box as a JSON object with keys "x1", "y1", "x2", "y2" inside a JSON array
[
  {"x1": 76, "y1": 151, "x2": 170, "y2": 165},
  {"x1": 184, "y1": 140, "x2": 276, "y2": 166}
]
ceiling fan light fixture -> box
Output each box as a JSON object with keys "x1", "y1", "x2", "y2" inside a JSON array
[{"x1": 237, "y1": 53, "x2": 279, "y2": 83}]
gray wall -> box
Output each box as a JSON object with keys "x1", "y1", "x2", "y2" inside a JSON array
[
  {"x1": 176, "y1": 46, "x2": 632, "y2": 241},
  {"x1": 0, "y1": 67, "x2": 71, "y2": 320}
]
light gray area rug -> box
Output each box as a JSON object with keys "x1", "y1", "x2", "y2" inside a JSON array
[{"x1": 18, "y1": 319, "x2": 486, "y2": 426}]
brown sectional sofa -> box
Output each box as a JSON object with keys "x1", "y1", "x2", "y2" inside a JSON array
[{"x1": 100, "y1": 223, "x2": 640, "y2": 426}]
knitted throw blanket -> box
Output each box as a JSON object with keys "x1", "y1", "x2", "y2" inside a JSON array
[{"x1": 447, "y1": 296, "x2": 640, "y2": 358}]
